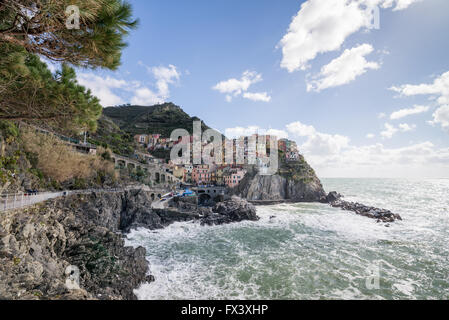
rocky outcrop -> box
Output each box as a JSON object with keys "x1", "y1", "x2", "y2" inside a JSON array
[
  {"x1": 201, "y1": 196, "x2": 259, "y2": 226},
  {"x1": 326, "y1": 192, "x2": 402, "y2": 223},
  {"x1": 233, "y1": 164, "x2": 327, "y2": 202},
  {"x1": 171, "y1": 196, "x2": 199, "y2": 212},
  {"x1": 0, "y1": 190, "x2": 259, "y2": 300},
  {"x1": 326, "y1": 191, "x2": 342, "y2": 203},
  {"x1": 0, "y1": 190, "x2": 156, "y2": 300}
]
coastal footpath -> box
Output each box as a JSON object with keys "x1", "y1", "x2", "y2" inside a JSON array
[{"x1": 0, "y1": 190, "x2": 258, "y2": 300}]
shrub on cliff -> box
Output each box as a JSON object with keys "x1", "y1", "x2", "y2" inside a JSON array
[
  {"x1": 21, "y1": 128, "x2": 118, "y2": 186},
  {"x1": 277, "y1": 153, "x2": 317, "y2": 183}
]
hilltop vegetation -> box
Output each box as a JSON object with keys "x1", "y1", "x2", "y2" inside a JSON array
[
  {"x1": 278, "y1": 153, "x2": 318, "y2": 184},
  {"x1": 88, "y1": 115, "x2": 140, "y2": 157},
  {"x1": 103, "y1": 103, "x2": 221, "y2": 138}
]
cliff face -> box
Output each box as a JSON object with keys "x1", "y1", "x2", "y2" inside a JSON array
[
  {"x1": 0, "y1": 189, "x2": 205, "y2": 300},
  {"x1": 235, "y1": 174, "x2": 326, "y2": 202},
  {"x1": 0, "y1": 190, "x2": 260, "y2": 300},
  {"x1": 233, "y1": 157, "x2": 327, "y2": 202},
  {"x1": 0, "y1": 190, "x2": 156, "y2": 300}
]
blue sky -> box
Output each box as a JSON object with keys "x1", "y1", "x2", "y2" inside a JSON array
[{"x1": 74, "y1": 0, "x2": 449, "y2": 178}]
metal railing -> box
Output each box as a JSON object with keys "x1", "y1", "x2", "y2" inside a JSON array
[
  {"x1": 0, "y1": 185, "x2": 170, "y2": 213},
  {"x1": 0, "y1": 192, "x2": 64, "y2": 212}
]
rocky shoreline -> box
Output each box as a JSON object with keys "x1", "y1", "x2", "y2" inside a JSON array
[
  {"x1": 247, "y1": 191, "x2": 403, "y2": 224},
  {"x1": 0, "y1": 186, "x2": 402, "y2": 300},
  {"x1": 0, "y1": 190, "x2": 259, "y2": 300},
  {"x1": 326, "y1": 192, "x2": 403, "y2": 223}
]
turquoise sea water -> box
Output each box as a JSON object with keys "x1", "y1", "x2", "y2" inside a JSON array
[{"x1": 126, "y1": 178, "x2": 449, "y2": 300}]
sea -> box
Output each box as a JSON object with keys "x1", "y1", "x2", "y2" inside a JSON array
[{"x1": 125, "y1": 178, "x2": 449, "y2": 300}]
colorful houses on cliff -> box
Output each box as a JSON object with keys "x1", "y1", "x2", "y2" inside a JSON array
[{"x1": 133, "y1": 133, "x2": 300, "y2": 187}]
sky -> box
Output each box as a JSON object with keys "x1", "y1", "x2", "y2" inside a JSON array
[{"x1": 72, "y1": 0, "x2": 449, "y2": 178}]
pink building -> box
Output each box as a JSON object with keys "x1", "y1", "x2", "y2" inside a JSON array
[
  {"x1": 224, "y1": 169, "x2": 247, "y2": 188},
  {"x1": 192, "y1": 165, "x2": 211, "y2": 185}
]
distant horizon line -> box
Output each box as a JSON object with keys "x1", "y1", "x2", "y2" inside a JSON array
[{"x1": 319, "y1": 177, "x2": 449, "y2": 180}]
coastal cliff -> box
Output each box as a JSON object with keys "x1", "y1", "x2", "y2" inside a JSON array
[
  {"x1": 231, "y1": 160, "x2": 402, "y2": 223},
  {"x1": 233, "y1": 156, "x2": 327, "y2": 202},
  {"x1": 0, "y1": 190, "x2": 258, "y2": 300},
  {"x1": 0, "y1": 190, "x2": 154, "y2": 300}
]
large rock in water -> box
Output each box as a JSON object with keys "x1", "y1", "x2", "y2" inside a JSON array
[
  {"x1": 327, "y1": 194, "x2": 403, "y2": 223},
  {"x1": 233, "y1": 161, "x2": 327, "y2": 202},
  {"x1": 201, "y1": 196, "x2": 259, "y2": 226}
]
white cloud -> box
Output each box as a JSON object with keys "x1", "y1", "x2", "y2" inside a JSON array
[
  {"x1": 130, "y1": 87, "x2": 162, "y2": 106},
  {"x1": 134, "y1": 63, "x2": 181, "y2": 104},
  {"x1": 286, "y1": 121, "x2": 318, "y2": 137},
  {"x1": 224, "y1": 126, "x2": 288, "y2": 140},
  {"x1": 287, "y1": 121, "x2": 350, "y2": 155},
  {"x1": 378, "y1": 112, "x2": 387, "y2": 119},
  {"x1": 279, "y1": 0, "x2": 424, "y2": 72},
  {"x1": 312, "y1": 141, "x2": 449, "y2": 178},
  {"x1": 431, "y1": 105, "x2": 449, "y2": 132},
  {"x1": 390, "y1": 105, "x2": 430, "y2": 120},
  {"x1": 366, "y1": 133, "x2": 375, "y2": 139},
  {"x1": 307, "y1": 44, "x2": 380, "y2": 92},
  {"x1": 224, "y1": 120, "x2": 448, "y2": 178},
  {"x1": 285, "y1": 119, "x2": 449, "y2": 178},
  {"x1": 243, "y1": 92, "x2": 272, "y2": 102},
  {"x1": 380, "y1": 123, "x2": 399, "y2": 139},
  {"x1": 390, "y1": 70, "x2": 449, "y2": 132},
  {"x1": 213, "y1": 71, "x2": 262, "y2": 96},
  {"x1": 279, "y1": 0, "x2": 374, "y2": 72},
  {"x1": 225, "y1": 126, "x2": 259, "y2": 139},
  {"x1": 380, "y1": 122, "x2": 416, "y2": 139},
  {"x1": 150, "y1": 64, "x2": 181, "y2": 99},
  {"x1": 265, "y1": 129, "x2": 289, "y2": 139},
  {"x1": 77, "y1": 64, "x2": 181, "y2": 107},
  {"x1": 390, "y1": 73, "x2": 449, "y2": 99},
  {"x1": 382, "y1": 0, "x2": 424, "y2": 11},
  {"x1": 77, "y1": 73, "x2": 127, "y2": 106},
  {"x1": 44, "y1": 59, "x2": 175, "y2": 106},
  {"x1": 398, "y1": 123, "x2": 416, "y2": 132},
  {"x1": 213, "y1": 71, "x2": 271, "y2": 103}
]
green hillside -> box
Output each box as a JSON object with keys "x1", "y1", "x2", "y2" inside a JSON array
[
  {"x1": 103, "y1": 103, "x2": 220, "y2": 138},
  {"x1": 88, "y1": 115, "x2": 141, "y2": 157}
]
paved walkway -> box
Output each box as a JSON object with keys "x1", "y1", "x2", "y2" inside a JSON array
[
  {"x1": 0, "y1": 192, "x2": 64, "y2": 212},
  {"x1": 0, "y1": 186, "x2": 168, "y2": 213}
]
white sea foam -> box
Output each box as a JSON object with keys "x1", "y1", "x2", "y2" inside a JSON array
[{"x1": 126, "y1": 179, "x2": 449, "y2": 300}]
